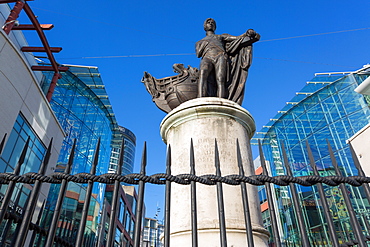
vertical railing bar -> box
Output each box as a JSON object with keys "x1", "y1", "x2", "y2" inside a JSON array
[
  {"x1": 236, "y1": 139, "x2": 254, "y2": 247},
  {"x1": 38, "y1": 205, "x2": 50, "y2": 246},
  {"x1": 96, "y1": 199, "x2": 107, "y2": 246},
  {"x1": 164, "y1": 144, "x2": 172, "y2": 247},
  {"x1": 0, "y1": 133, "x2": 7, "y2": 155},
  {"x1": 29, "y1": 199, "x2": 45, "y2": 246},
  {"x1": 327, "y1": 140, "x2": 366, "y2": 247},
  {"x1": 0, "y1": 137, "x2": 30, "y2": 225},
  {"x1": 305, "y1": 140, "x2": 339, "y2": 247},
  {"x1": 15, "y1": 138, "x2": 53, "y2": 247},
  {"x1": 348, "y1": 143, "x2": 370, "y2": 203},
  {"x1": 106, "y1": 137, "x2": 126, "y2": 247},
  {"x1": 214, "y1": 139, "x2": 227, "y2": 247},
  {"x1": 258, "y1": 140, "x2": 282, "y2": 247},
  {"x1": 45, "y1": 139, "x2": 77, "y2": 247},
  {"x1": 75, "y1": 138, "x2": 101, "y2": 247},
  {"x1": 133, "y1": 142, "x2": 147, "y2": 247},
  {"x1": 190, "y1": 139, "x2": 198, "y2": 247},
  {"x1": 338, "y1": 227, "x2": 346, "y2": 245},
  {"x1": 343, "y1": 222, "x2": 355, "y2": 246},
  {"x1": 362, "y1": 214, "x2": 370, "y2": 236},
  {"x1": 280, "y1": 141, "x2": 311, "y2": 247},
  {"x1": 7, "y1": 186, "x2": 25, "y2": 246}
]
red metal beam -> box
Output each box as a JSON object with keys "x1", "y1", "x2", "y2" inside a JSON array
[
  {"x1": 21, "y1": 46, "x2": 62, "y2": 53},
  {"x1": 23, "y1": 4, "x2": 59, "y2": 70},
  {"x1": 46, "y1": 72, "x2": 61, "y2": 102},
  {"x1": 0, "y1": 0, "x2": 32, "y2": 3},
  {"x1": 2, "y1": 1, "x2": 24, "y2": 35},
  {"x1": 23, "y1": 3, "x2": 65, "y2": 101},
  {"x1": 2, "y1": 2, "x2": 65, "y2": 101},
  {"x1": 13, "y1": 24, "x2": 54, "y2": 30},
  {"x1": 31, "y1": 66, "x2": 69, "y2": 72}
]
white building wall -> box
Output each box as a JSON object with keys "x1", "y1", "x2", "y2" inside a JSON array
[
  {"x1": 348, "y1": 123, "x2": 370, "y2": 176},
  {"x1": 0, "y1": 8, "x2": 65, "y2": 244}
]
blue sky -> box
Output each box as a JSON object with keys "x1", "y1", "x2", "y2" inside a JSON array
[{"x1": 17, "y1": 0, "x2": 370, "y2": 220}]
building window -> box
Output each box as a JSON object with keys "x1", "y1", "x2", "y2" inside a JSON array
[{"x1": 0, "y1": 113, "x2": 46, "y2": 174}]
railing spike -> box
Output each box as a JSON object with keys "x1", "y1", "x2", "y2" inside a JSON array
[
  {"x1": 133, "y1": 142, "x2": 147, "y2": 247},
  {"x1": 258, "y1": 140, "x2": 282, "y2": 247},
  {"x1": 280, "y1": 141, "x2": 311, "y2": 247},
  {"x1": 190, "y1": 139, "x2": 198, "y2": 247},
  {"x1": 214, "y1": 139, "x2": 227, "y2": 247},
  {"x1": 14, "y1": 138, "x2": 53, "y2": 247},
  {"x1": 164, "y1": 144, "x2": 172, "y2": 247},
  {"x1": 236, "y1": 139, "x2": 254, "y2": 247},
  {"x1": 327, "y1": 140, "x2": 366, "y2": 247},
  {"x1": 106, "y1": 137, "x2": 125, "y2": 247},
  {"x1": 45, "y1": 139, "x2": 77, "y2": 247},
  {"x1": 0, "y1": 137, "x2": 30, "y2": 225},
  {"x1": 75, "y1": 137, "x2": 100, "y2": 247},
  {"x1": 305, "y1": 140, "x2": 339, "y2": 247}
]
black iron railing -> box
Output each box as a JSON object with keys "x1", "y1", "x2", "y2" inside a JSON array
[{"x1": 0, "y1": 132, "x2": 370, "y2": 247}]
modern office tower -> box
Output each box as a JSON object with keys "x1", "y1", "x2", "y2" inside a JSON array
[
  {"x1": 0, "y1": 3, "x2": 65, "y2": 246},
  {"x1": 109, "y1": 126, "x2": 136, "y2": 176},
  {"x1": 253, "y1": 65, "x2": 370, "y2": 246},
  {"x1": 99, "y1": 185, "x2": 138, "y2": 247},
  {"x1": 143, "y1": 217, "x2": 164, "y2": 247},
  {"x1": 40, "y1": 64, "x2": 124, "y2": 246}
]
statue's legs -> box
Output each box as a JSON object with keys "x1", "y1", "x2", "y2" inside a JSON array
[
  {"x1": 215, "y1": 55, "x2": 227, "y2": 98},
  {"x1": 198, "y1": 58, "x2": 213, "y2": 97}
]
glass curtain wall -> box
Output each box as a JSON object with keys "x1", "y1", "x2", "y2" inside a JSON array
[
  {"x1": 0, "y1": 113, "x2": 46, "y2": 246},
  {"x1": 40, "y1": 65, "x2": 118, "y2": 246},
  {"x1": 254, "y1": 69, "x2": 370, "y2": 246}
]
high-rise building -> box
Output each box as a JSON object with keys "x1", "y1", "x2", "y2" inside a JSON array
[
  {"x1": 253, "y1": 65, "x2": 370, "y2": 246},
  {"x1": 143, "y1": 217, "x2": 164, "y2": 247},
  {"x1": 99, "y1": 185, "x2": 138, "y2": 247},
  {"x1": 109, "y1": 126, "x2": 136, "y2": 176}
]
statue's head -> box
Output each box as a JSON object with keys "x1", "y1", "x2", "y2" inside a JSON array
[{"x1": 204, "y1": 18, "x2": 216, "y2": 32}]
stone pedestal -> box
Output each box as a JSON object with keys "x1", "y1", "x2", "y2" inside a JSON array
[{"x1": 160, "y1": 98, "x2": 269, "y2": 246}]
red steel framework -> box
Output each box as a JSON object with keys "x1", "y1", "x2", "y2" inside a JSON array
[{"x1": 0, "y1": 0, "x2": 68, "y2": 102}]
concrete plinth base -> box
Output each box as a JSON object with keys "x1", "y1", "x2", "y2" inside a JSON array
[{"x1": 160, "y1": 98, "x2": 269, "y2": 246}]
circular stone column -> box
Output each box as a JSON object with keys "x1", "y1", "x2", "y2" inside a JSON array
[{"x1": 160, "y1": 97, "x2": 269, "y2": 247}]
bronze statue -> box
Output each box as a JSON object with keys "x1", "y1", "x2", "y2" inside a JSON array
[
  {"x1": 142, "y1": 18, "x2": 260, "y2": 113},
  {"x1": 196, "y1": 18, "x2": 260, "y2": 103}
]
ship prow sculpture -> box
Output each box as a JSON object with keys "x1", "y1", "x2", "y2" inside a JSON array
[
  {"x1": 142, "y1": 18, "x2": 260, "y2": 113},
  {"x1": 142, "y1": 64, "x2": 199, "y2": 113}
]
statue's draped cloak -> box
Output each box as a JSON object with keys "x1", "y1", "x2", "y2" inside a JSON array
[
  {"x1": 195, "y1": 34, "x2": 254, "y2": 104},
  {"x1": 225, "y1": 36, "x2": 253, "y2": 105}
]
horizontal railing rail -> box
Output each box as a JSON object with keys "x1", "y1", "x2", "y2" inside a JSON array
[{"x1": 0, "y1": 172, "x2": 368, "y2": 187}]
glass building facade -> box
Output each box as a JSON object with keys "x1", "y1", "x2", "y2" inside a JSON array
[
  {"x1": 0, "y1": 114, "x2": 47, "y2": 246},
  {"x1": 39, "y1": 64, "x2": 127, "y2": 246},
  {"x1": 143, "y1": 217, "x2": 164, "y2": 247},
  {"x1": 109, "y1": 126, "x2": 136, "y2": 176},
  {"x1": 253, "y1": 66, "x2": 370, "y2": 246},
  {"x1": 100, "y1": 185, "x2": 138, "y2": 247}
]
